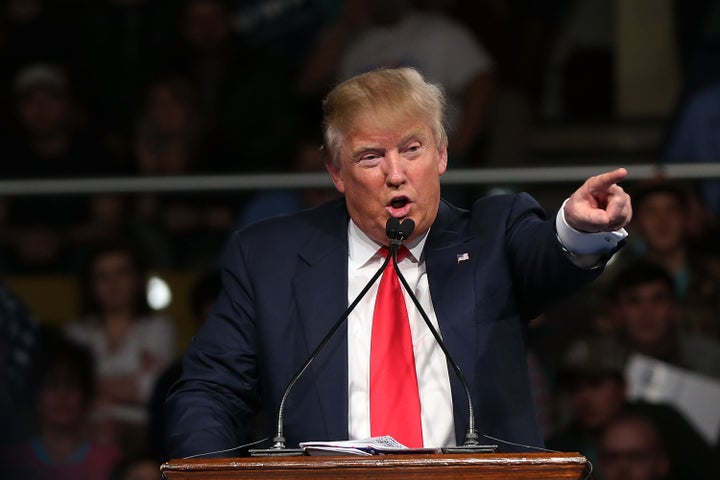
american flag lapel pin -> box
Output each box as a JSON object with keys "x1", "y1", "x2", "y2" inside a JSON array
[{"x1": 456, "y1": 252, "x2": 470, "y2": 263}]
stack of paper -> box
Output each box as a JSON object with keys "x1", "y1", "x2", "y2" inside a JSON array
[{"x1": 300, "y1": 436, "x2": 441, "y2": 456}]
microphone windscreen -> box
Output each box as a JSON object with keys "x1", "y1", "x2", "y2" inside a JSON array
[
  {"x1": 398, "y1": 219, "x2": 415, "y2": 240},
  {"x1": 386, "y1": 217, "x2": 400, "y2": 239}
]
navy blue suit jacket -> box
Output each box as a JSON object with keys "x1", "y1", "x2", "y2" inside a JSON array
[{"x1": 165, "y1": 194, "x2": 604, "y2": 458}]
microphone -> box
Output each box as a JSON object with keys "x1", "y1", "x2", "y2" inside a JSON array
[
  {"x1": 249, "y1": 218, "x2": 399, "y2": 456},
  {"x1": 389, "y1": 221, "x2": 491, "y2": 452}
]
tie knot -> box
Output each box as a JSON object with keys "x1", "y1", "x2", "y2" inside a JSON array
[{"x1": 378, "y1": 245, "x2": 410, "y2": 262}]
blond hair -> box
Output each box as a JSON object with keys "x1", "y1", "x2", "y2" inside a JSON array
[{"x1": 322, "y1": 67, "x2": 447, "y2": 167}]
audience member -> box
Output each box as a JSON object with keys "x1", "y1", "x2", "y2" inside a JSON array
[
  {"x1": 1, "y1": 330, "x2": 121, "y2": 480},
  {"x1": 164, "y1": 0, "x2": 298, "y2": 171},
  {"x1": 599, "y1": 413, "x2": 672, "y2": 480},
  {"x1": 0, "y1": 0, "x2": 63, "y2": 130},
  {"x1": 64, "y1": 241, "x2": 176, "y2": 456},
  {"x1": 134, "y1": 75, "x2": 204, "y2": 177},
  {"x1": 547, "y1": 336, "x2": 712, "y2": 480},
  {"x1": 0, "y1": 63, "x2": 127, "y2": 273},
  {"x1": 130, "y1": 74, "x2": 235, "y2": 267},
  {"x1": 609, "y1": 260, "x2": 720, "y2": 380},
  {"x1": 621, "y1": 181, "x2": 720, "y2": 338},
  {"x1": 147, "y1": 269, "x2": 221, "y2": 460}
]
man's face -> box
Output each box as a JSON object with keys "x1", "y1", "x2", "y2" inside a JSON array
[
  {"x1": 37, "y1": 366, "x2": 87, "y2": 430},
  {"x1": 17, "y1": 87, "x2": 71, "y2": 136},
  {"x1": 635, "y1": 193, "x2": 686, "y2": 254},
  {"x1": 600, "y1": 418, "x2": 669, "y2": 480},
  {"x1": 326, "y1": 114, "x2": 447, "y2": 244},
  {"x1": 91, "y1": 251, "x2": 140, "y2": 313},
  {"x1": 568, "y1": 376, "x2": 626, "y2": 430},
  {"x1": 184, "y1": 0, "x2": 230, "y2": 50},
  {"x1": 615, "y1": 281, "x2": 676, "y2": 348}
]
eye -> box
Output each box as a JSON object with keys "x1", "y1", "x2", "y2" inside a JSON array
[
  {"x1": 356, "y1": 152, "x2": 382, "y2": 167},
  {"x1": 402, "y1": 142, "x2": 423, "y2": 157}
]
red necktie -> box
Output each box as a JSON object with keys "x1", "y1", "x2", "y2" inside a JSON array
[{"x1": 370, "y1": 246, "x2": 423, "y2": 447}]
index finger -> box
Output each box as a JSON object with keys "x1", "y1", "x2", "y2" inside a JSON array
[{"x1": 588, "y1": 168, "x2": 628, "y2": 192}]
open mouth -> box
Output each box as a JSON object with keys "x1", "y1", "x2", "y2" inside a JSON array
[
  {"x1": 390, "y1": 197, "x2": 409, "y2": 209},
  {"x1": 387, "y1": 196, "x2": 412, "y2": 218}
]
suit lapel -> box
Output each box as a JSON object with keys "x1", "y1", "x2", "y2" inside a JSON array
[
  {"x1": 292, "y1": 203, "x2": 350, "y2": 441},
  {"x1": 425, "y1": 201, "x2": 478, "y2": 444}
]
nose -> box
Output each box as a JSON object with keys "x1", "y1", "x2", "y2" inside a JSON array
[{"x1": 384, "y1": 150, "x2": 406, "y2": 187}]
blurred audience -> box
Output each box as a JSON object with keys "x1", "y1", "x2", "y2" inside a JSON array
[
  {"x1": 163, "y1": 0, "x2": 298, "y2": 171},
  {"x1": 1, "y1": 330, "x2": 121, "y2": 480},
  {"x1": 608, "y1": 260, "x2": 720, "y2": 379},
  {"x1": 624, "y1": 182, "x2": 720, "y2": 338},
  {"x1": 0, "y1": 63, "x2": 128, "y2": 273},
  {"x1": 80, "y1": 0, "x2": 181, "y2": 138},
  {"x1": 131, "y1": 74, "x2": 234, "y2": 267},
  {"x1": 546, "y1": 336, "x2": 712, "y2": 480},
  {"x1": 64, "y1": 241, "x2": 176, "y2": 456}
]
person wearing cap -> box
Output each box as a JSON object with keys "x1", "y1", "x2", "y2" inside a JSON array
[
  {"x1": 1, "y1": 63, "x2": 127, "y2": 272},
  {"x1": 547, "y1": 336, "x2": 712, "y2": 480}
]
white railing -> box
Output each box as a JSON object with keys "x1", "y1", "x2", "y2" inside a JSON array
[{"x1": 0, "y1": 163, "x2": 718, "y2": 196}]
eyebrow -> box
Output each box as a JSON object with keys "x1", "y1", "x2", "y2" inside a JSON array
[{"x1": 349, "y1": 130, "x2": 428, "y2": 160}]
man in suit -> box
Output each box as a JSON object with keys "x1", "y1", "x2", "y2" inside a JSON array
[{"x1": 165, "y1": 67, "x2": 631, "y2": 458}]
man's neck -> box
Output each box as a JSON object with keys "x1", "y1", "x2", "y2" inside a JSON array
[
  {"x1": 625, "y1": 334, "x2": 677, "y2": 360},
  {"x1": 40, "y1": 427, "x2": 83, "y2": 464},
  {"x1": 645, "y1": 247, "x2": 686, "y2": 274}
]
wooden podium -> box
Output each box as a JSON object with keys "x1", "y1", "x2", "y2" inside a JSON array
[{"x1": 161, "y1": 452, "x2": 592, "y2": 479}]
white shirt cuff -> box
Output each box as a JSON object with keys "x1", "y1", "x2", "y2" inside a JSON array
[{"x1": 556, "y1": 199, "x2": 628, "y2": 256}]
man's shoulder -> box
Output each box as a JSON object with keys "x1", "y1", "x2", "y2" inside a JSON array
[
  {"x1": 677, "y1": 332, "x2": 720, "y2": 371},
  {"x1": 459, "y1": 192, "x2": 547, "y2": 224},
  {"x1": 431, "y1": 193, "x2": 548, "y2": 243},
  {"x1": 232, "y1": 198, "x2": 346, "y2": 237},
  {"x1": 225, "y1": 198, "x2": 348, "y2": 258}
]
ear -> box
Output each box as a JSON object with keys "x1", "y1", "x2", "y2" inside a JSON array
[
  {"x1": 437, "y1": 147, "x2": 448, "y2": 175},
  {"x1": 325, "y1": 158, "x2": 345, "y2": 193}
]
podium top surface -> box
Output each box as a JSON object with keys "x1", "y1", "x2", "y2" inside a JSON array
[{"x1": 162, "y1": 452, "x2": 590, "y2": 480}]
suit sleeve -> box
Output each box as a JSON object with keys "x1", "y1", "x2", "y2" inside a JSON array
[
  {"x1": 503, "y1": 193, "x2": 605, "y2": 320},
  {"x1": 164, "y1": 232, "x2": 261, "y2": 458}
]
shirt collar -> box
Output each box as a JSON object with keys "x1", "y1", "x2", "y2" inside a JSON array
[{"x1": 348, "y1": 219, "x2": 428, "y2": 268}]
